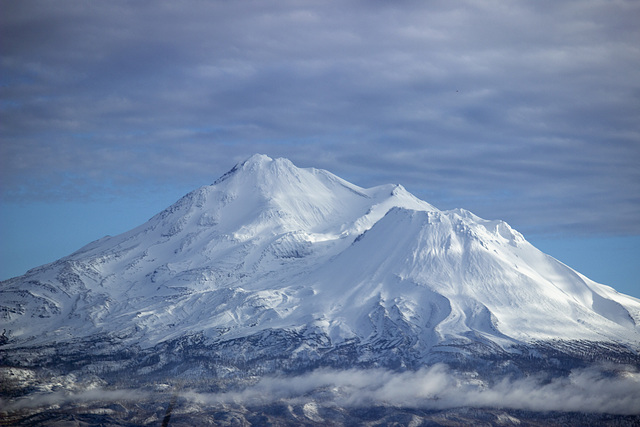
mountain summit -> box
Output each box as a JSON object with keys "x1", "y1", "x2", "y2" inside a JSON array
[{"x1": 2, "y1": 154, "x2": 639, "y2": 381}]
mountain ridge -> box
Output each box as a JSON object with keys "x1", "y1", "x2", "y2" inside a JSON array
[
  {"x1": 4, "y1": 154, "x2": 640, "y2": 425},
  {"x1": 1, "y1": 154, "x2": 639, "y2": 356}
]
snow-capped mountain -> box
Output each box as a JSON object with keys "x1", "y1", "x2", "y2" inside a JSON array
[{"x1": 2, "y1": 154, "x2": 639, "y2": 375}]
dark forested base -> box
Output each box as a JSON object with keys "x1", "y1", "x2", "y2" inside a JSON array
[
  {"x1": 3, "y1": 401, "x2": 640, "y2": 427},
  {"x1": 2, "y1": 331, "x2": 639, "y2": 385},
  {"x1": 2, "y1": 333, "x2": 639, "y2": 425}
]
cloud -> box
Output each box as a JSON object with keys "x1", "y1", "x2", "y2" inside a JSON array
[
  {"x1": 178, "y1": 364, "x2": 640, "y2": 415},
  {"x1": 1, "y1": 0, "x2": 639, "y2": 234},
  {"x1": 5, "y1": 364, "x2": 637, "y2": 416},
  {"x1": 0, "y1": 387, "x2": 151, "y2": 412}
]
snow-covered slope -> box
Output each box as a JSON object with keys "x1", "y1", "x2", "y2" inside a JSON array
[{"x1": 2, "y1": 154, "x2": 639, "y2": 358}]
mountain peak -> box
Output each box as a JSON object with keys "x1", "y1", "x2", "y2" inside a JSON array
[
  {"x1": 239, "y1": 153, "x2": 275, "y2": 169},
  {"x1": 2, "y1": 155, "x2": 639, "y2": 354},
  {"x1": 213, "y1": 154, "x2": 300, "y2": 186},
  {"x1": 3, "y1": 155, "x2": 640, "y2": 423}
]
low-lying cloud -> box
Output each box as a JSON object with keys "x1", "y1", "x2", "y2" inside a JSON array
[
  {"x1": 4, "y1": 364, "x2": 638, "y2": 416},
  {"x1": 185, "y1": 364, "x2": 640, "y2": 415},
  {"x1": 0, "y1": 388, "x2": 151, "y2": 412}
]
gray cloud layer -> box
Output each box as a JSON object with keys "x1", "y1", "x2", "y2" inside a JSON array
[{"x1": 2, "y1": 0, "x2": 639, "y2": 234}]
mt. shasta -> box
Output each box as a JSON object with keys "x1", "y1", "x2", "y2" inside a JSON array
[{"x1": 2, "y1": 154, "x2": 639, "y2": 384}]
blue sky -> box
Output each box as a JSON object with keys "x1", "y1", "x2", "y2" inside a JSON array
[{"x1": 1, "y1": 0, "x2": 639, "y2": 298}]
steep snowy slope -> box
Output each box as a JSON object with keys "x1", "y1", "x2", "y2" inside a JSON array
[
  {"x1": 307, "y1": 207, "x2": 639, "y2": 347},
  {"x1": 1, "y1": 154, "x2": 639, "y2": 359}
]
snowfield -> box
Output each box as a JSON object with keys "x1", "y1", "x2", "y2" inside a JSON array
[{"x1": 2, "y1": 154, "x2": 638, "y2": 351}]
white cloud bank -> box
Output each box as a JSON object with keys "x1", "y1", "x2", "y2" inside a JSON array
[
  {"x1": 5, "y1": 364, "x2": 637, "y2": 415},
  {"x1": 185, "y1": 364, "x2": 640, "y2": 415}
]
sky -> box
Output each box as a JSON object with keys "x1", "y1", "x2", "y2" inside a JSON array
[{"x1": 1, "y1": 0, "x2": 639, "y2": 297}]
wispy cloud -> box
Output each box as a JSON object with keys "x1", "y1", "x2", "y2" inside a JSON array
[
  {"x1": 0, "y1": 387, "x2": 151, "y2": 412},
  {"x1": 183, "y1": 364, "x2": 640, "y2": 415},
  {"x1": 4, "y1": 365, "x2": 638, "y2": 416}
]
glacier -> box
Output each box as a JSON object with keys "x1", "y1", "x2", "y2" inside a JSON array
[{"x1": 2, "y1": 154, "x2": 639, "y2": 424}]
